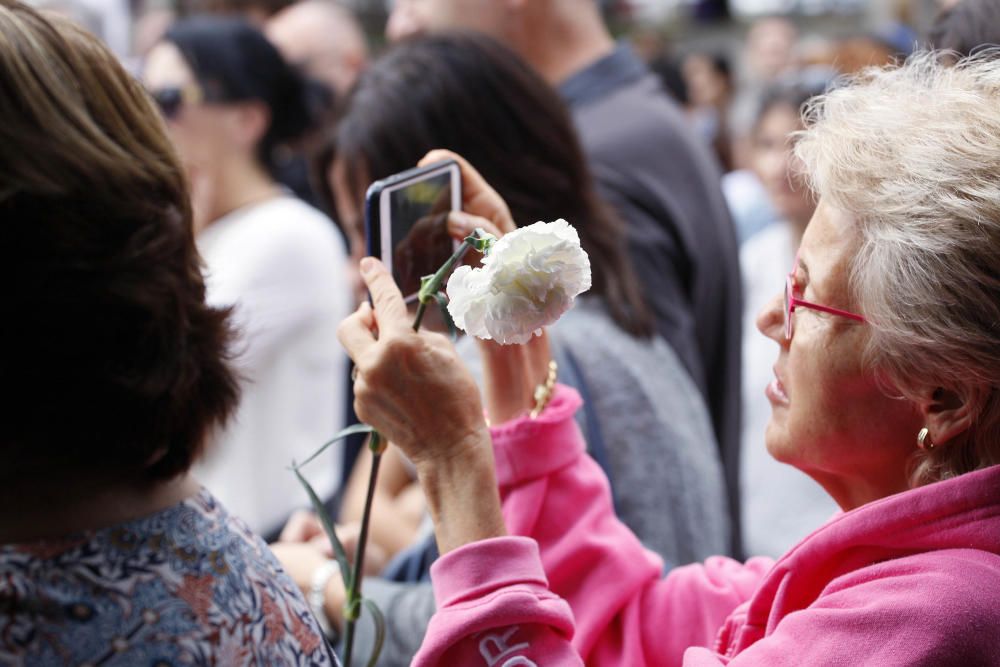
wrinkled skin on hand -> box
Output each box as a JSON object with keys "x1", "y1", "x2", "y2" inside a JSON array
[{"x1": 338, "y1": 260, "x2": 491, "y2": 470}]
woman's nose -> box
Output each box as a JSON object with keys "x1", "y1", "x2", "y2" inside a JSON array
[{"x1": 757, "y1": 292, "x2": 785, "y2": 343}]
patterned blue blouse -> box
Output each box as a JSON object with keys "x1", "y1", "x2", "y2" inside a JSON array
[{"x1": 0, "y1": 489, "x2": 339, "y2": 666}]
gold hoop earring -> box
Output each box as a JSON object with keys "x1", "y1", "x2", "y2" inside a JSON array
[{"x1": 917, "y1": 427, "x2": 935, "y2": 450}]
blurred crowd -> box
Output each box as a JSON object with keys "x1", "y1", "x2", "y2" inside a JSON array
[{"x1": 6, "y1": 0, "x2": 998, "y2": 663}]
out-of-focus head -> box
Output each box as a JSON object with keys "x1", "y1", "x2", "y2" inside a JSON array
[
  {"x1": 383, "y1": 0, "x2": 611, "y2": 87},
  {"x1": 681, "y1": 51, "x2": 732, "y2": 108},
  {"x1": 749, "y1": 82, "x2": 823, "y2": 230},
  {"x1": 143, "y1": 16, "x2": 314, "y2": 179},
  {"x1": 0, "y1": 0, "x2": 238, "y2": 484},
  {"x1": 385, "y1": 0, "x2": 511, "y2": 42},
  {"x1": 929, "y1": 0, "x2": 1000, "y2": 61},
  {"x1": 321, "y1": 32, "x2": 651, "y2": 337},
  {"x1": 757, "y1": 53, "x2": 1000, "y2": 505},
  {"x1": 745, "y1": 16, "x2": 798, "y2": 81},
  {"x1": 266, "y1": 0, "x2": 368, "y2": 95}
]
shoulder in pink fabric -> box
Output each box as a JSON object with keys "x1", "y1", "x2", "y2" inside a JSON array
[{"x1": 414, "y1": 385, "x2": 1000, "y2": 666}]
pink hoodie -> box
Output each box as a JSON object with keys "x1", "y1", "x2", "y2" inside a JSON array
[{"x1": 414, "y1": 385, "x2": 1000, "y2": 666}]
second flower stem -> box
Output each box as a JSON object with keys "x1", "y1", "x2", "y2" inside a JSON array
[
  {"x1": 414, "y1": 235, "x2": 477, "y2": 330},
  {"x1": 341, "y1": 229, "x2": 487, "y2": 663},
  {"x1": 342, "y1": 447, "x2": 382, "y2": 665}
]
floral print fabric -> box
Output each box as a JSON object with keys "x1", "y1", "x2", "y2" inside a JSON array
[{"x1": 0, "y1": 489, "x2": 338, "y2": 666}]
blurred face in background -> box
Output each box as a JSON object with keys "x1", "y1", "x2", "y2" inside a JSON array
[
  {"x1": 266, "y1": 1, "x2": 368, "y2": 96},
  {"x1": 745, "y1": 17, "x2": 797, "y2": 81},
  {"x1": 143, "y1": 42, "x2": 258, "y2": 179},
  {"x1": 751, "y1": 102, "x2": 815, "y2": 231},
  {"x1": 682, "y1": 54, "x2": 730, "y2": 109},
  {"x1": 386, "y1": 0, "x2": 507, "y2": 41}
]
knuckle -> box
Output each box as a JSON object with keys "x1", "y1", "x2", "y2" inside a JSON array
[
  {"x1": 426, "y1": 331, "x2": 451, "y2": 347},
  {"x1": 353, "y1": 394, "x2": 370, "y2": 425},
  {"x1": 380, "y1": 334, "x2": 419, "y2": 364}
]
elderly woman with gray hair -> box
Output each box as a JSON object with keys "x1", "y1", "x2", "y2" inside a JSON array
[{"x1": 337, "y1": 52, "x2": 1000, "y2": 665}]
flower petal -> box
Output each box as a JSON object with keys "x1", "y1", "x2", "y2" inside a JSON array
[{"x1": 444, "y1": 219, "x2": 591, "y2": 345}]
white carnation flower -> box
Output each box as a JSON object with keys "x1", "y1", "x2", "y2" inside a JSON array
[{"x1": 446, "y1": 219, "x2": 591, "y2": 345}]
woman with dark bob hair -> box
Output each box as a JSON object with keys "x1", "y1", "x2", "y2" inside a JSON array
[
  {"x1": 337, "y1": 52, "x2": 1000, "y2": 665},
  {"x1": 0, "y1": 1, "x2": 335, "y2": 662}
]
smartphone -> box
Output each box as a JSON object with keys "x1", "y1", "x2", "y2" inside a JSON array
[{"x1": 364, "y1": 160, "x2": 462, "y2": 302}]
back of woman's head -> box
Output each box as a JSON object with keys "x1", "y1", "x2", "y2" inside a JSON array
[
  {"x1": 0, "y1": 0, "x2": 238, "y2": 483},
  {"x1": 164, "y1": 15, "x2": 317, "y2": 175},
  {"x1": 328, "y1": 32, "x2": 652, "y2": 337}
]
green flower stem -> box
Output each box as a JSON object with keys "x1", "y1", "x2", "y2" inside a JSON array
[
  {"x1": 413, "y1": 230, "x2": 486, "y2": 331},
  {"x1": 304, "y1": 229, "x2": 492, "y2": 666},
  {"x1": 341, "y1": 445, "x2": 382, "y2": 665},
  {"x1": 411, "y1": 300, "x2": 430, "y2": 333}
]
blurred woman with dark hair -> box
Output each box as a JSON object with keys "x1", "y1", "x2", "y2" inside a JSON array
[
  {"x1": 0, "y1": 1, "x2": 334, "y2": 661},
  {"x1": 335, "y1": 31, "x2": 727, "y2": 563},
  {"x1": 273, "y1": 34, "x2": 730, "y2": 662},
  {"x1": 144, "y1": 17, "x2": 351, "y2": 538}
]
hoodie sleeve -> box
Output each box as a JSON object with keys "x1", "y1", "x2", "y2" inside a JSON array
[{"x1": 413, "y1": 385, "x2": 771, "y2": 666}]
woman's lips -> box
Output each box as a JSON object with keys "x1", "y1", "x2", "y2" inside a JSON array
[{"x1": 766, "y1": 371, "x2": 790, "y2": 406}]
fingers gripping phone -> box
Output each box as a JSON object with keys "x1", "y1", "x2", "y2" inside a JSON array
[{"x1": 364, "y1": 160, "x2": 462, "y2": 304}]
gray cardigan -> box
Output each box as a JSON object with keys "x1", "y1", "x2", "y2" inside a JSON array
[{"x1": 561, "y1": 44, "x2": 743, "y2": 557}]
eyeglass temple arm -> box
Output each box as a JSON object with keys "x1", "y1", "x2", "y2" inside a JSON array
[{"x1": 792, "y1": 298, "x2": 866, "y2": 322}]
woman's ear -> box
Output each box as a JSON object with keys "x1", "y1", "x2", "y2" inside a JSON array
[
  {"x1": 233, "y1": 101, "x2": 271, "y2": 152},
  {"x1": 917, "y1": 384, "x2": 983, "y2": 448}
]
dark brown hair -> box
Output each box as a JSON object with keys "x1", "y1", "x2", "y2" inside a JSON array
[
  {"x1": 319, "y1": 32, "x2": 653, "y2": 338},
  {"x1": 0, "y1": 0, "x2": 239, "y2": 482}
]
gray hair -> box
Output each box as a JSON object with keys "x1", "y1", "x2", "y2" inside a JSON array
[{"x1": 795, "y1": 51, "x2": 1000, "y2": 486}]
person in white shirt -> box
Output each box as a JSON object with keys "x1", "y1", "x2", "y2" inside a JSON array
[
  {"x1": 740, "y1": 82, "x2": 837, "y2": 557},
  {"x1": 143, "y1": 16, "x2": 350, "y2": 537}
]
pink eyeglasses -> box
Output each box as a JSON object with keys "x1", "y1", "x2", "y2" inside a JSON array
[{"x1": 784, "y1": 257, "x2": 865, "y2": 340}]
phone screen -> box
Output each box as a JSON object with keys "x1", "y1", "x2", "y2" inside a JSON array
[{"x1": 383, "y1": 171, "x2": 456, "y2": 300}]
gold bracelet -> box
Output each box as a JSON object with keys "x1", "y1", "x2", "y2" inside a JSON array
[{"x1": 530, "y1": 360, "x2": 559, "y2": 419}]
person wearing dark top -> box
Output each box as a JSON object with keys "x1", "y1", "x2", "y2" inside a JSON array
[{"x1": 387, "y1": 0, "x2": 743, "y2": 555}]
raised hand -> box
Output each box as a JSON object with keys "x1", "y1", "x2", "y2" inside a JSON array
[{"x1": 337, "y1": 257, "x2": 490, "y2": 469}]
